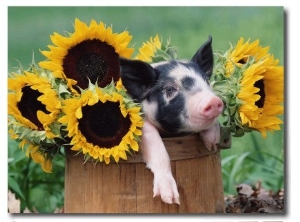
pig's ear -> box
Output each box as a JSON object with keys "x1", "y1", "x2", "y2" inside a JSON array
[
  {"x1": 119, "y1": 58, "x2": 157, "y2": 101},
  {"x1": 191, "y1": 36, "x2": 213, "y2": 78}
]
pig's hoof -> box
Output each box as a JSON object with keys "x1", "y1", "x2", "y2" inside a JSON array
[
  {"x1": 203, "y1": 140, "x2": 218, "y2": 151},
  {"x1": 200, "y1": 123, "x2": 220, "y2": 151},
  {"x1": 161, "y1": 195, "x2": 180, "y2": 205},
  {"x1": 153, "y1": 173, "x2": 180, "y2": 205}
]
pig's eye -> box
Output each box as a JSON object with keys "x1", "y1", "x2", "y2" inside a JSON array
[{"x1": 164, "y1": 86, "x2": 177, "y2": 98}]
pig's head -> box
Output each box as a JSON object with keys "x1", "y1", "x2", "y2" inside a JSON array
[{"x1": 120, "y1": 36, "x2": 223, "y2": 135}]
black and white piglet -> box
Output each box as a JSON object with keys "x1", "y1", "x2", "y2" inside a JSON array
[{"x1": 120, "y1": 36, "x2": 223, "y2": 205}]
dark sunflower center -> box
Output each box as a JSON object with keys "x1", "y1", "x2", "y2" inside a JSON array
[
  {"x1": 17, "y1": 86, "x2": 49, "y2": 130},
  {"x1": 254, "y1": 79, "x2": 266, "y2": 108},
  {"x1": 77, "y1": 53, "x2": 107, "y2": 85},
  {"x1": 63, "y1": 39, "x2": 120, "y2": 90},
  {"x1": 78, "y1": 101, "x2": 131, "y2": 148},
  {"x1": 237, "y1": 58, "x2": 248, "y2": 64}
]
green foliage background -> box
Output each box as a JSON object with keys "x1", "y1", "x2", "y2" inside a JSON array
[{"x1": 8, "y1": 6, "x2": 284, "y2": 213}]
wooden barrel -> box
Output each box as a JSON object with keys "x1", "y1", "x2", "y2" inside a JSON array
[{"x1": 64, "y1": 134, "x2": 225, "y2": 213}]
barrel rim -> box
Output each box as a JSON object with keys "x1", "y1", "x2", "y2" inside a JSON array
[{"x1": 65, "y1": 134, "x2": 219, "y2": 164}]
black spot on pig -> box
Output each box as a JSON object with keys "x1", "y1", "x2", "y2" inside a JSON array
[
  {"x1": 181, "y1": 76, "x2": 195, "y2": 91},
  {"x1": 156, "y1": 93, "x2": 185, "y2": 134}
]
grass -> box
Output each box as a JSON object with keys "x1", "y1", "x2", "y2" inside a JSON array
[
  {"x1": 221, "y1": 131, "x2": 284, "y2": 195},
  {"x1": 8, "y1": 6, "x2": 284, "y2": 212}
]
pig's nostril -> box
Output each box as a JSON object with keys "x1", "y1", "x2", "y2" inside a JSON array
[{"x1": 204, "y1": 105, "x2": 212, "y2": 113}]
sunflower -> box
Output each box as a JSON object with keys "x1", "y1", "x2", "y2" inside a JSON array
[
  {"x1": 212, "y1": 38, "x2": 284, "y2": 137},
  {"x1": 59, "y1": 81, "x2": 143, "y2": 164},
  {"x1": 238, "y1": 58, "x2": 284, "y2": 137},
  {"x1": 8, "y1": 63, "x2": 64, "y2": 172},
  {"x1": 8, "y1": 69, "x2": 61, "y2": 139},
  {"x1": 224, "y1": 37, "x2": 270, "y2": 75},
  {"x1": 8, "y1": 130, "x2": 53, "y2": 172},
  {"x1": 135, "y1": 34, "x2": 161, "y2": 62},
  {"x1": 135, "y1": 34, "x2": 178, "y2": 63},
  {"x1": 39, "y1": 18, "x2": 134, "y2": 93},
  {"x1": 24, "y1": 140, "x2": 53, "y2": 173}
]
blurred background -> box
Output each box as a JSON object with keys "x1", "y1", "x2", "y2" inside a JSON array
[{"x1": 8, "y1": 6, "x2": 284, "y2": 213}]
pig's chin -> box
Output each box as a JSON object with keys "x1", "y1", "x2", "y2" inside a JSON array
[{"x1": 186, "y1": 116, "x2": 218, "y2": 132}]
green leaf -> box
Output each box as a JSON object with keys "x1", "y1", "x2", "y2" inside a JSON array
[
  {"x1": 221, "y1": 153, "x2": 238, "y2": 166},
  {"x1": 228, "y1": 152, "x2": 251, "y2": 187},
  {"x1": 58, "y1": 83, "x2": 71, "y2": 96},
  {"x1": 8, "y1": 176, "x2": 25, "y2": 200}
]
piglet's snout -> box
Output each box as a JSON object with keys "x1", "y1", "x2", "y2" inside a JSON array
[{"x1": 201, "y1": 97, "x2": 223, "y2": 119}]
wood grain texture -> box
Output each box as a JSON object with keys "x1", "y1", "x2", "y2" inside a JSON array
[{"x1": 64, "y1": 134, "x2": 225, "y2": 213}]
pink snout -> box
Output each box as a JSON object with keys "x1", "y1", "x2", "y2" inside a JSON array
[{"x1": 201, "y1": 97, "x2": 223, "y2": 119}]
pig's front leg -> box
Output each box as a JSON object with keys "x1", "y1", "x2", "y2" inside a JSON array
[
  {"x1": 140, "y1": 120, "x2": 180, "y2": 205},
  {"x1": 200, "y1": 122, "x2": 220, "y2": 151}
]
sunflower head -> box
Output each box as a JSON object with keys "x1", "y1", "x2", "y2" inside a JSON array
[
  {"x1": 211, "y1": 38, "x2": 284, "y2": 137},
  {"x1": 224, "y1": 37, "x2": 271, "y2": 75},
  {"x1": 8, "y1": 60, "x2": 69, "y2": 172},
  {"x1": 8, "y1": 62, "x2": 63, "y2": 139},
  {"x1": 59, "y1": 81, "x2": 144, "y2": 164},
  {"x1": 135, "y1": 35, "x2": 178, "y2": 63},
  {"x1": 39, "y1": 18, "x2": 134, "y2": 93}
]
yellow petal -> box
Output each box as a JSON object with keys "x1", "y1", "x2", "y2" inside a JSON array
[{"x1": 75, "y1": 107, "x2": 83, "y2": 119}]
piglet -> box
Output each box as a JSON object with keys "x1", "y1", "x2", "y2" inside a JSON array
[{"x1": 120, "y1": 36, "x2": 223, "y2": 205}]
